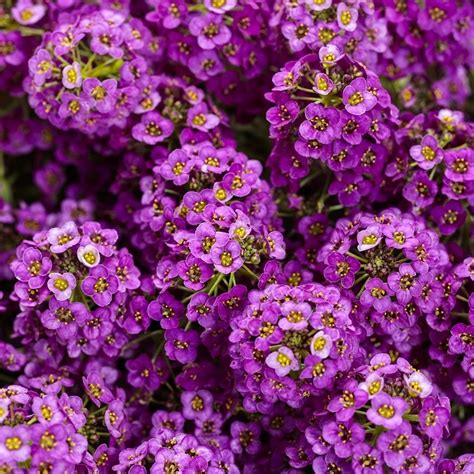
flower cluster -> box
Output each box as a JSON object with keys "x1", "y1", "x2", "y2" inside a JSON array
[
  {"x1": 385, "y1": 108, "x2": 473, "y2": 236},
  {"x1": 271, "y1": 0, "x2": 474, "y2": 111},
  {"x1": 0, "y1": 384, "x2": 88, "y2": 471},
  {"x1": 25, "y1": 7, "x2": 162, "y2": 135},
  {"x1": 10, "y1": 220, "x2": 141, "y2": 357},
  {"x1": 266, "y1": 50, "x2": 397, "y2": 205},
  {"x1": 229, "y1": 281, "x2": 359, "y2": 410},
  {"x1": 320, "y1": 208, "x2": 451, "y2": 351}
]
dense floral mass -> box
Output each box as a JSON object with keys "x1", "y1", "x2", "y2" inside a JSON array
[{"x1": 0, "y1": 0, "x2": 473, "y2": 473}]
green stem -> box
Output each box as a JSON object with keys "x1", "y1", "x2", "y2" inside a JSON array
[
  {"x1": 122, "y1": 329, "x2": 162, "y2": 351},
  {"x1": 347, "y1": 251, "x2": 368, "y2": 263},
  {"x1": 241, "y1": 264, "x2": 259, "y2": 281}
]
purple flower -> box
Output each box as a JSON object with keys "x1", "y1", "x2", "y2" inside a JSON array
[
  {"x1": 377, "y1": 422, "x2": 422, "y2": 469},
  {"x1": 352, "y1": 443, "x2": 383, "y2": 474},
  {"x1": 0, "y1": 425, "x2": 31, "y2": 462},
  {"x1": 90, "y1": 23, "x2": 124, "y2": 58},
  {"x1": 409, "y1": 135, "x2": 443, "y2": 170},
  {"x1": 387, "y1": 264, "x2": 420, "y2": 304},
  {"x1": 81, "y1": 78, "x2": 117, "y2": 114},
  {"x1": 367, "y1": 393, "x2": 408, "y2": 429},
  {"x1": 328, "y1": 380, "x2": 368, "y2": 422},
  {"x1": 323, "y1": 252, "x2": 360, "y2": 288},
  {"x1": 337, "y1": 3, "x2": 358, "y2": 31},
  {"x1": 419, "y1": 396, "x2": 450, "y2": 439},
  {"x1": 210, "y1": 239, "x2": 243, "y2": 274},
  {"x1": 360, "y1": 278, "x2": 392, "y2": 312},
  {"x1": 402, "y1": 170, "x2": 438, "y2": 208},
  {"x1": 160, "y1": 149, "x2": 194, "y2": 185},
  {"x1": 188, "y1": 14, "x2": 231, "y2": 50},
  {"x1": 40, "y1": 299, "x2": 88, "y2": 339},
  {"x1": 230, "y1": 421, "x2": 261, "y2": 455},
  {"x1": 28, "y1": 48, "x2": 53, "y2": 86},
  {"x1": 47, "y1": 272, "x2": 76, "y2": 301},
  {"x1": 47, "y1": 221, "x2": 80, "y2": 253},
  {"x1": 62, "y1": 62, "x2": 82, "y2": 89},
  {"x1": 126, "y1": 354, "x2": 165, "y2": 391},
  {"x1": 177, "y1": 255, "x2": 213, "y2": 291},
  {"x1": 81, "y1": 264, "x2": 119, "y2": 306},
  {"x1": 164, "y1": 329, "x2": 199, "y2": 363},
  {"x1": 12, "y1": 0, "x2": 46, "y2": 25},
  {"x1": 187, "y1": 103, "x2": 220, "y2": 131},
  {"x1": 322, "y1": 419, "x2": 365, "y2": 458},
  {"x1": 33, "y1": 424, "x2": 70, "y2": 462},
  {"x1": 340, "y1": 112, "x2": 370, "y2": 145},
  {"x1": 300, "y1": 356, "x2": 337, "y2": 389},
  {"x1": 343, "y1": 78, "x2": 377, "y2": 115},
  {"x1": 444, "y1": 149, "x2": 474, "y2": 182},
  {"x1": 11, "y1": 247, "x2": 52, "y2": 288},
  {"x1": 432, "y1": 201, "x2": 467, "y2": 235},
  {"x1": 265, "y1": 346, "x2": 299, "y2": 376},
  {"x1": 181, "y1": 390, "x2": 214, "y2": 420},
  {"x1": 132, "y1": 112, "x2": 174, "y2": 145},
  {"x1": 281, "y1": 15, "x2": 317, "y2": 52},
  {"x1": 299, "y1": 104, "x2": 340, "y2": 144}
]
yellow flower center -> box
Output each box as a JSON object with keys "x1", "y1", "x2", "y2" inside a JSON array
[
  {"x1": 84, "y1": 252, "x2": 97, "y2": 265},
  {"x1": 341, "y1": 11, "x2": 352, "y2": 26},
  {"x1": 5, "y1": 437, "x2": 22, "y2": 451},
  {"x1": 421, "y1": 146, "x2": 435, "y2": 161},
  {"x1": 313, "y1": 337, "x2": 326, "y2": 351},
  {"x1": 377, "y1": 404, "x2": 395, "y2": 418},
  {"x1": 220, "y1": 251, "x2": 233, "y2": 267},
  {"x1": 349, "y1": 92, "x2": 364, "y2": 106},
  {"x1": 276, "y1": 353, "x2": 291, "y2": 367},
  {"x1": 54, "y1": 277, "x2": 69, "y2": 291}
]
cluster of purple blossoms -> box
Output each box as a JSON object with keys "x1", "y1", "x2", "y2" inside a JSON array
[
  {"x1": 320, "y1": 208, "x2": 452, "y2": 352},
  {"x1": 271, "y1": 0, "x2": 474, "y2": 112},
  {"x1": 25, "y1": 6, "x2": 163, "y2": 135},
  {"x1": 10, "y1": 220, "x2": 142, "y2": 358},
  {"x1": 266, "y1": 50, "x2": 397, "y2": 205},
  {"x1": 142, "y1": 0, "x2": 277, "y2": 117},
  {"x1": 385, "y1": 108, "x2": 474, "y2": 236},
  {"x1": 0, "y1": 384, "x2": 88, "y2": 471}
]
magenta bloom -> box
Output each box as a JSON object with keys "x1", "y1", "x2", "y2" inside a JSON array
[
  {"x1": 0, "y1": 425, "x2": 31, "y2": 462},
  {"x1": 367, "y1": 393, "x2": 408, "y2": 429},
  {"x1": 47, "y1": 272, "x2": 76, "y2": 301},
  {"x1": 343, "y1": 78, "x2": 377, "y2": 115},
  {"x1": 265, "y1": 346, "x2": 299, "y2": 376},
  {"x1": 132, "y1": 112, "x2": 174, "y2": 145},
  {"x1": 11, "y1": 247, "x2": 51, "y2": 289},
  {"x1": 210, "y1": 239, "x2": 243, "y2": 274},
  {"x1": 187, "y1": 103, "x2": 220, "y2": 131},
  {"x1": 126, "y1": 354, "x2": 165, "y2": 391},
  {"x1": 299, "y1": 104, "x2": 340, "y2": 145},
  {"x1": 81, "y1": 264, "x2": 119, "y2": 306},
  {"x1": 188, "y1": 14, "x2": 231, "y2": 50},
  {"x1": 12, "y1": 0, "x2": 46, "y2": 25},
  {"x1": 47, "y1": 221, "x2": 80, "y2": 253},
  {"x1": 323, "y1": 252, "x2": 360, "y2": 288},
  {"x1": 409, "y1": 135, "x2": 443, "y2": 170},
  {"x1": 377, "y1": 422, "x2": 422, "y2": 469}
]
